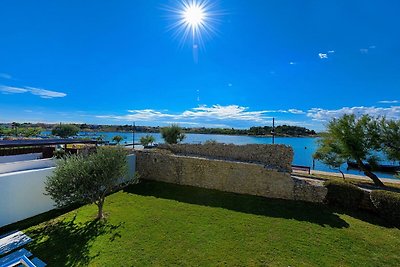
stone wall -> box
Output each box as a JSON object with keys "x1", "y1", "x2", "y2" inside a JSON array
[
  {"x1": 136, "y1": 149, "x2": 326, "y2": 203},
  {"x1": 158, "y1": 143, "x2": 293, "y2": 172}
]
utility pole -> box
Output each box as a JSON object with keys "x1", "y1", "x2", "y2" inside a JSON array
[
  {"x1": 271, "y1": 118, "x2": 275, "y2": 144},
  {"x1": 132, "y1": 122, "x2": 135, "y2": 150}
]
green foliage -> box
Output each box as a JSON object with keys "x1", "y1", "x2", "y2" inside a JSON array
[
  {"x1": 248, "y1": 125, "x2": 316, "y2": 136},
  {"x1": 380, "y1": 118, "x2": 400, "y2": 162},
  {"x1": 370, "y1": 190, "x2": 400, "y2": 226},
  {"x1": 19, "y1": 127, "x2": 42, "y2": 137},
  {"x1": 52, "y1": 124, "x2": 80, "y2": 138},
  {"x1": 112, "y1": 135, "x2": 124, "y2": 144},
  {"x1": 0, "y1": 127, "x2": 12, "y2": 136},
  {"x1": 45, "y1": 147, "x2": 132, "y2": 219},
  {"x1": 140, "y1": 135, "x2": 156, "y2": 146},
  {"x1": 53, "y1": 149, "x2": 66, "y2": 159},
  {"x1": 324, "y1": 180, "x2": 364, "y2": 209},
  {"x1": 160, "y1": 124, "x2": 186, "y2": 144},
  {"x1": 318, "y1": 114, "x2": 384, "y2": 186},
  {"x1": 313, "y1": 133, "x2": 347, "y2": 179}
]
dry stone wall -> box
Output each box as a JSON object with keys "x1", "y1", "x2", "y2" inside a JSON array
[
  {"x1": 136, "y1": 148, "x2": 327, "y2": 203},
  {"x1": 158, "y1": 143, "x2": 293, "y2": 172}
]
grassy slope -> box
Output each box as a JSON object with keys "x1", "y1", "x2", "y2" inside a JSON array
[{"x1": 3, "y1": 181, "x2": 400, "y2": 266}]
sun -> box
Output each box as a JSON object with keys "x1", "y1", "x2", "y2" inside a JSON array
[
  {"x1": 182, "y1": 3, "x2": 206, "y2": 33},
  {"x1": 166, "y1": 0, "x2": 218, "y2": 48}
]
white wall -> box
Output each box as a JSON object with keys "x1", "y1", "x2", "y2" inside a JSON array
[
  {"x1": 0, "y1": 153, "x2": 42, "y2": 164},
  {"x1": 0, "y1": 159, "x2": 56, "y2": 175},
  {"x1": 0, "y1": 154, "x2": 136, "y2": 228},
  {"x1": 0, "y1": 168, "x2": 56, "y2": 228}
]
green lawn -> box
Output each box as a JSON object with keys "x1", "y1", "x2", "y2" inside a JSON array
[{"x1": 2, "y1": 181, "x2": 400, "y2": 266}]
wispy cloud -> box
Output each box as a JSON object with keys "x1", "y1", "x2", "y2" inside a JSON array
[
  {"x1": 0, "y1": 73, "x2": 12, "y2": 80},
  {"x1": 25, "y1": 86, "x2": 67, "y2": 98},
  {"x1": 0, "y1": 85, "x2": 28, "y2": 94},
  {"x1": 289, "y1": 62, "x2": 296, "y2": 65},
  {"x1": 287, "y1": 109, "x2": 305, "y2": 114},
  {"x1": 96, "y1": 105, "x2": 306, "y2": 127},
  {"x1": 0, "y1": 85, "x2": 67, "y2": 99},
  {"x1": 378, "y1": 100, "x2": 398, "y2": 104},
  {"x1": 307, "y1": 106, "x2": 400, "y2": 122},
  {"x1": 360, "y1": 46, "x2": 375, "y2": 54}
]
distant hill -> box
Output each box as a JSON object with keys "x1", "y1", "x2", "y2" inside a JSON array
[{"x1": 1, "y1": 122, "x2": 318, "y2": 137}]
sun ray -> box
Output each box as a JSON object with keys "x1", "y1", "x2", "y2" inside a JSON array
[{"x1": 165, "y1": 0, "x2": 220, "y2": 49}]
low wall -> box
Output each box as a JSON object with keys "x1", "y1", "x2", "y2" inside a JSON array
[
  {"x1": 136, "y1": 150, "x2": 326, "y2": 203},
  {"x1": 0, "y1": 153, "x2": 42, "y2": 163},
  {"x1": 0, "y1": 158, "x2": 56, "y2": 175},
  {"x1": 0, "y1": 154, "x2": 136, "y2": 228},
  {"x1": 0, "y1": 167, "x2": 56, "y2": 228},
  {"x1": 158, "y1": 143, "x2": 293, "y2": 172}
]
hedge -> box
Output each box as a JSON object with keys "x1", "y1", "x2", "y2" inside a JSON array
[
  {"x1": 324, "y1": 180, "x2": 364, "y2": 209},
  {"x1": 370, "y1": 190, "x2": 400, "y2": 226}
]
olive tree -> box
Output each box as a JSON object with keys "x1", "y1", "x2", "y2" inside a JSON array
[
  {"x1": 161, "y1": 124, "x2": 186, "y2": 144},
  {"x1": 319, "y1": 114, "x2": 384, "y2": 186},
  {"x1": 45, "y1": 147, "x2": 135, "y2": 219},
  {"x1": 52, "y1": 124, "x2": 79, "y2": 138}
]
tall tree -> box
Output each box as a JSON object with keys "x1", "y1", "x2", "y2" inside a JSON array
[
  {"x1": 380, "y1": 118, "x2": 400, "y2": 163},
  {"x1": 45, "y1": 147, "x2": 134, "y2": 219},
  {"x1": 161, "y1": 124, "x2": 186, "y2": 144},
  {"x1": 313, "y1": 135, "x2": 347, "y2": 179},
  {"x1": 320, "y1": 114, "x2": 384, "y2": 186}
]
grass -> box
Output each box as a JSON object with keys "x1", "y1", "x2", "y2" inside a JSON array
[
  {"x1": 2, "y1": 181, "x2": 400, "y2": 266},
  {"x1": 295, "y1": 171, "x2": 400, "y2": 191}
]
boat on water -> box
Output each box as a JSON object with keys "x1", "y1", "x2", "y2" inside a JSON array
[{"x1": 347, "y1": 160, "x2": 400, "y2": 173}]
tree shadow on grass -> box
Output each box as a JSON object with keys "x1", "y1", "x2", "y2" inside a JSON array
[
  {"x1": 25, "y1": 216, "x2": 123, "y2": 266},
  {"x1": 124, "y1": 181, "x2": 350, "y2": 229}
]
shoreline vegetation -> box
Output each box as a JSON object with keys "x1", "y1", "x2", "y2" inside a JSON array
[{"x1": 0, "y1": 122, "x2": 318, "y2": 138}]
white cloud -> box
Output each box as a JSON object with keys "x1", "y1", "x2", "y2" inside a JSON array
[
  {"x1": 289, "y1": 62, "x2": 296, "y2": 65},
  {"x1": 378, "y1": 100, "x2": 398, "y2": 104},
  {"x1": 0, "y1": 73, "x2": 12, "y2": 80},
  {"x1": 307, "y1": 106, "x2": 400, "y2": 122},
  {"x1": 228, "y1": 83, "x2": 233, "y2": 87},
  {"x1": 369, "y1": 45, "x2": 376, "y2": 49},
  {"x1": 0, "y1": 85, "x2": 67, "y2": 98},
  {"x1": 25, "y1": 87, "x2": 67, "y2": 98},
  {"x1": 360, "y1": 48, "x2": 369, "y2": 54},
  {"x1": 318, "y1": 53, "x2": 328, "y2": 59},
  {"x1": 328, "y1": 50, "x2": 335, "y2": 54},
  {"x1": 288, "y1": 109, "x2": 305, "y2": 115},
  {"x1": 0, "y1": 85, "x2": 28, "y2": 94},
  {"x1": 96, "y1": 105, "x2": 309, "y2": 128}
]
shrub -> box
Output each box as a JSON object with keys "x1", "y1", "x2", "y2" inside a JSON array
[
  {"x1": 52, "y1": 124, "x2": 79, "y2": 138},
  {"x1": 324, "y1": 180, "x2": 364, "y2": 209},
  {"x1": 161, "y1": 124, "x2": 185, "y2": 144},
  {"x1": 370, "y1": 190, "x2": 400, "y2": 226},
  {"x1": 140, "y1": 135, "x2": 156, "y2": 147}
]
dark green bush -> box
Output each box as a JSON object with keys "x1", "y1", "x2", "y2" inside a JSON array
[
  {"x1": 370, "y1": 190, "x2": 400, "y2": 226},
  {"x1": 324, "y1": 180, "x2": 364, "y2": 209}
]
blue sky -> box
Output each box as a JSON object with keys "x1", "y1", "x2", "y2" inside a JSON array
[{"x1": 0, "y1": 0, "x2": 399, "y2": 130}]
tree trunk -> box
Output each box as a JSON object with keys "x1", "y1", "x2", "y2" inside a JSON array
[
  {"x1": 96, "y1": 200, "x2": 104, "y2": 220},
  {"x1": 339, "y1": 169, "x2": 345, "y2": 180},
  {"x1": 356, "y1": 159, "x2": 384, "y2": 187}
]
